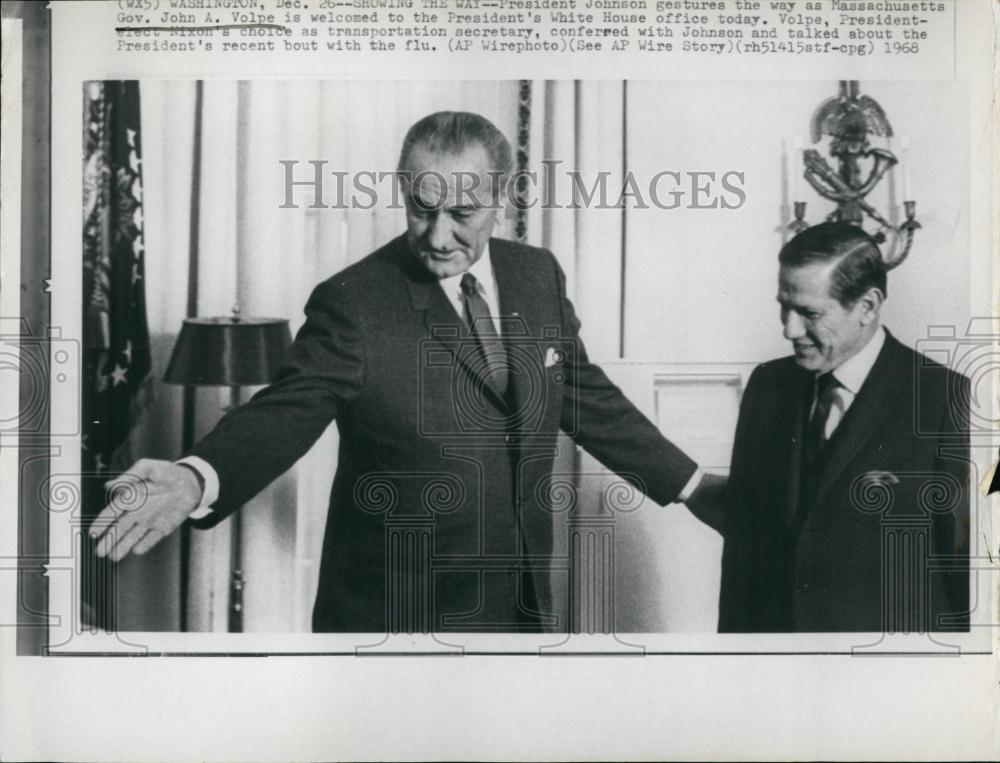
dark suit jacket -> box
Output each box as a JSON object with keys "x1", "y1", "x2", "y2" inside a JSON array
[
  {"x1": 719, "y1": 330, "x2": 970, "y2": 633},
  {"x1": 188, "y1": 235, "x2": 696, "y2": 632}
]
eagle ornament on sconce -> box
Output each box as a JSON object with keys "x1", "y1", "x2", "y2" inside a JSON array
[{"x1": 790, "y1": 80, "x2": 920, "y2": 270}]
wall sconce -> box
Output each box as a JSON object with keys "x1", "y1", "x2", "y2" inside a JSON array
[{"x1": 790, "y1": 80, "x2": 919, "y2": 270}]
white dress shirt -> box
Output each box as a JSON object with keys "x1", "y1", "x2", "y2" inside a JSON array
[
  {"x1": 816, "y1": 325, "x2": 885, "y2": 439},
  {"x1": 436, "y1": 244, "x2": 502, "y2": 333},
  {"x1": 677, "y1": 326, "x2": 887, "y2": 505},
  {"x1": 177, "y1": 455, "x2": 219, "y2": 518}
]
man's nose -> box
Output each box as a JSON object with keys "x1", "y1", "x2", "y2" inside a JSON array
[
  {"x1": 427, "y1": 213, "x2": 453, "y2": 250},
  {"x1": 783, "y1": 311, "x2": 805, "y2": 340}
]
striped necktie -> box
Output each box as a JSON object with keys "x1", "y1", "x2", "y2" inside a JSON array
[{"x1": 460, "y1": 273, "x2": 508, "y2": 396}]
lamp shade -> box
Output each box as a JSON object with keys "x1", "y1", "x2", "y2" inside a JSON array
[{"x1": 164, "y1": 316, "x2": 292, "y2": 387}]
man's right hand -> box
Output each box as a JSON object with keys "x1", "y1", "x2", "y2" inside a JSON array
[
  {"x1": 89, "y1": 459, "x2": 204, "y2": 562},
  {"x1": 682, "y1": 472, "x2": 728, "y2": 536}
]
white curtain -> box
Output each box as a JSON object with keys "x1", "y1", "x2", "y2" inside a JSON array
[
  {"x1": 524, "y1": 81, "x2": 626, "y2": 361},
  {"x1": 520, "y1": 82, "x2": 629, "y2": 629}
]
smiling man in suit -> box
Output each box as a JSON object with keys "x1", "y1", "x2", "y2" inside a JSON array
[
  {"x1": 91, "y1": 111, "x2": 707, "y2": 633},
  {"x1": 715, "y1": 222, "x2": 970, "y2": 633}
]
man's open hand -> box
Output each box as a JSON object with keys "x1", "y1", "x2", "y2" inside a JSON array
[{"x1": 90, "y1": 459, "x2": 204, "y2": 562}]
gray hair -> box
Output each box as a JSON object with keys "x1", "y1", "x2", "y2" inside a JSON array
[{"x1": 397, "y1": 111, "x2": 514, "y2": 184}]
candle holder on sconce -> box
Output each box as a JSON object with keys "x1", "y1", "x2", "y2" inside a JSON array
[{"x1": 789, "y1": 80, "x2": 919, "y2": 270}]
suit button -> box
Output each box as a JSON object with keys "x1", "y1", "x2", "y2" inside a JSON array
[
  {"x1": 797, "y1": 583, "x2": 811, "y2": 594},
  {"x1": 505, "y1": 434, "x2": 519, "y2": 444}
]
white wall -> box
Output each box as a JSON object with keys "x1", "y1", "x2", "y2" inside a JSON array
[{"x1": 623, "y1": 80, "x2": 971, "y2": 364}]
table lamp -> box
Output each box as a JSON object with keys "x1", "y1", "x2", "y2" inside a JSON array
[{"x1": 164, "y1": 309, "x2": 292, "y2": 632}]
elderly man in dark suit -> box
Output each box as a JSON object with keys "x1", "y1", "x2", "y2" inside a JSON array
[
  {"x1": 710, "y1": 222, "x2": 970, "y2": 633},
  {"x1": 91, "y1": 111, "x2": 707, "y2": 633}
]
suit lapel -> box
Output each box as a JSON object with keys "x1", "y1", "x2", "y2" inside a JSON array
[
  {"x1": 810, "y1": 332, "x2": 904, "y2": 510},
  {"x1": 489, "y1": 238, "x2": 531, "y2": 325},
  {"x1": 490, "y1": 239, "x2": 545, "y2": 424},
  {"x1": 782, "y1": 365, "x2": 813, "y2": 525},
  {"x1": 400, "y1": 237, "x2": 512, "y2": 414}
]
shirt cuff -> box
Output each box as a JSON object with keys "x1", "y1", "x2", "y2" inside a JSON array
[
  {"x1": 175, "y1": 455, "x2": 220, "y2": 519},
  {"x1": 676, "y1": 468, "x2": 704, "y2": 504}
]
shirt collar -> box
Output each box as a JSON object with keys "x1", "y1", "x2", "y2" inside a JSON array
[
  {"x1": 829, "y1": 325, "x2": 885, "y2": 395},
  {"x1": 437, "y1": 242, "x2": 495, "y2": 296}
]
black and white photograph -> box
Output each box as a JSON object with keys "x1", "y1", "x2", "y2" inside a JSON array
[
  {"x1": 2, "y1": 0, "x2": 997, "y2": 760},
  {"x1": 63, "y1": 77, "x2": 987, "y2": 646}
]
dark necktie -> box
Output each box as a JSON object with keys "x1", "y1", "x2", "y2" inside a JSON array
[
  {"x1": 803, "y1": 372, "x2": 841, "y2": 467},
  {"x1": 792, "y1": 371, "x2": 841, "y2": 536},
  {"x1": 797, "y1": 371, "x2": 841, "y2": 518},
  {"x1": 460, "y1": 273, "x2": 508, "y2": 396}
]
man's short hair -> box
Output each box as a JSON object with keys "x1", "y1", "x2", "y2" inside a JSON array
[
  {"x1": 397, "y1": 111, "x2": 514, "y2": 184},
  {"x1": 779, "y1": 221, "x2": 888, "y2": 306}
]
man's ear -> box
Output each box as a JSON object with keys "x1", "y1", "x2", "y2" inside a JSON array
[
  {"x1": 491, "y1": 182, "x2": 510, "y2": 221},
  {"x1": 857, "y1": 286, "x2": 884, "y2": 325},
  {"x1": 396, "y1": 172, "x2": 412, "y2": 208},
  {"x1": 498, "y1": 192, "x2": 512, "y2": 222}
]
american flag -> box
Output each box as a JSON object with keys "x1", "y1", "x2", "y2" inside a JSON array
[{"x1": 81, "y1": 81, "x2": 152, "y2": 629}]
